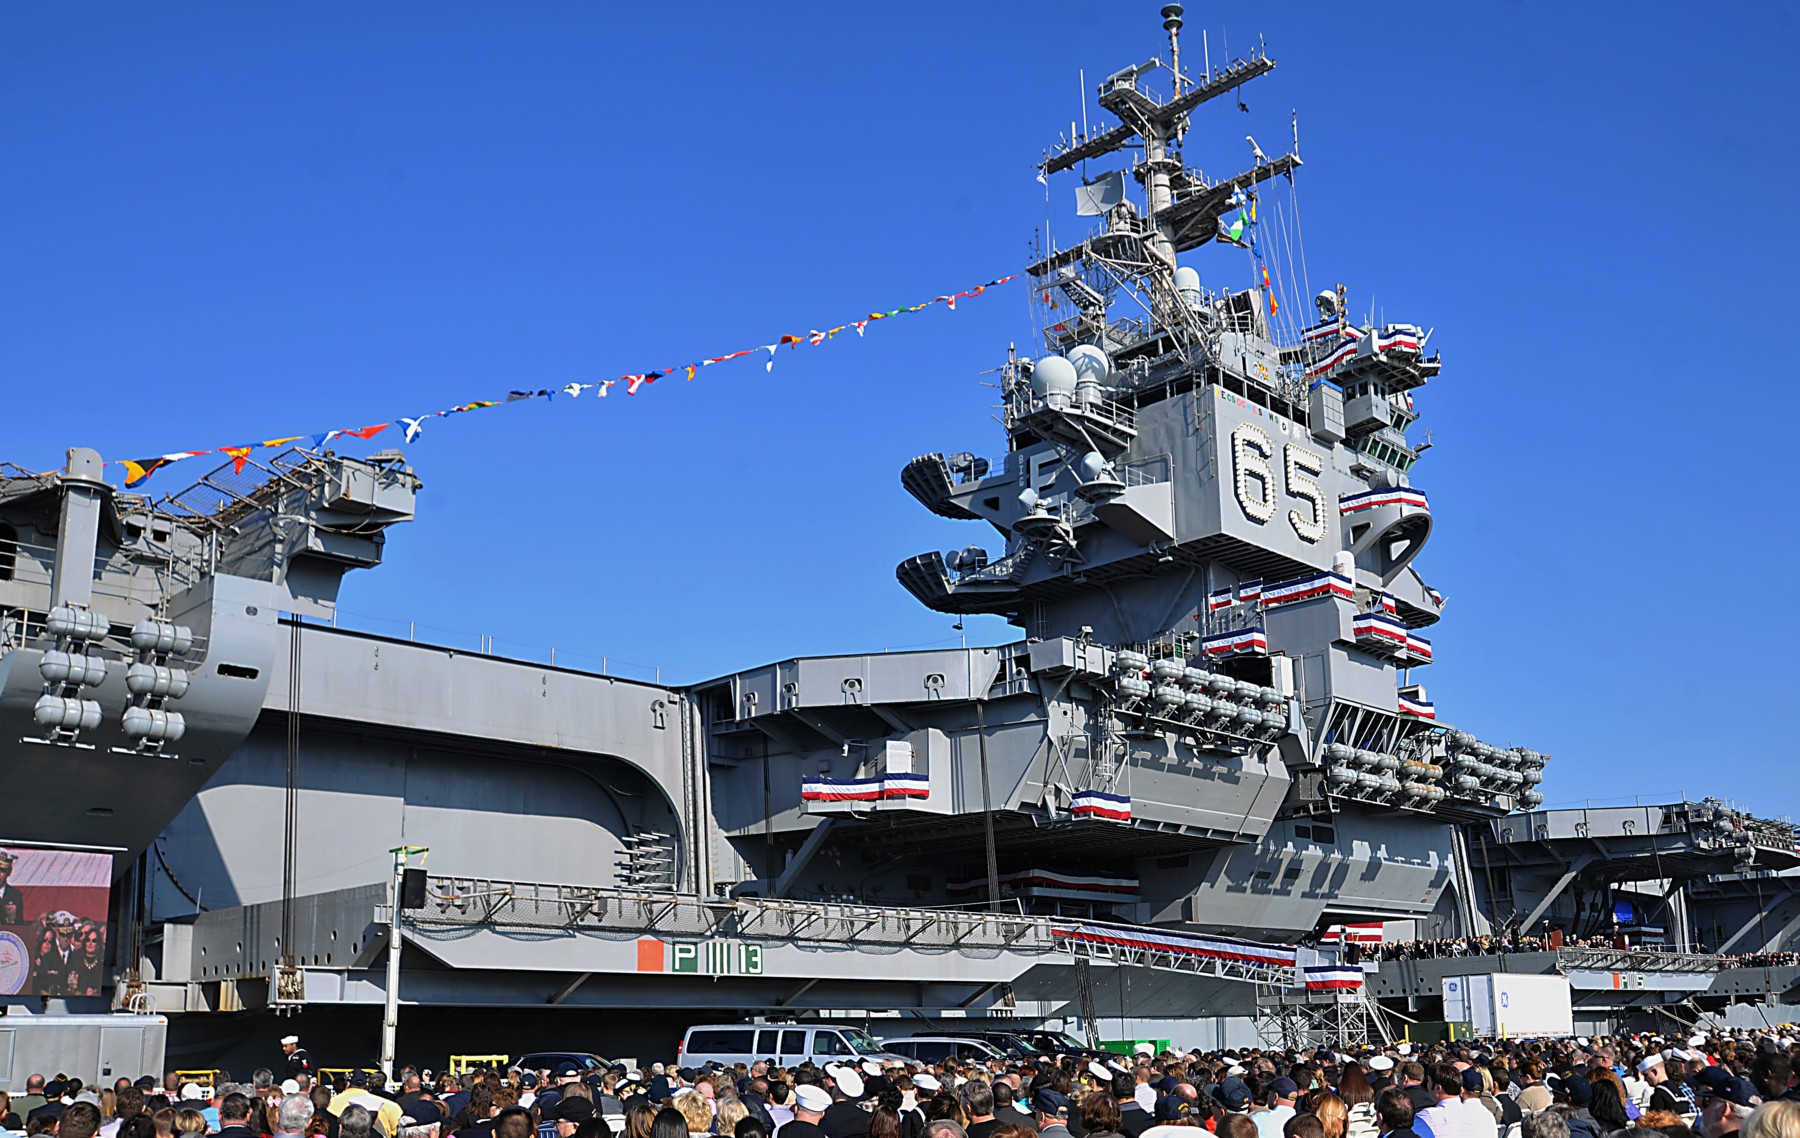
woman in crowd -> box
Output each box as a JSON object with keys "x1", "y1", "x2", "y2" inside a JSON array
[
  {"x1": 714, "y1": 1098, "x2": 749, "y2": 1137},
  {"x1": 1081, "y1": 1094, "x2": 1123, "y2": 1138},
  {"x1": 1312, "y1": 1092, "x2": 1348, "y2": 1138},
  {"x1": 623, "y1": 1101, "x2": 658, "y2": 1138},
  {"x1": 1338, "y1": 1067, "x2": 1378, "y2": 1138},
  {"x1": 1744, "y1": 1102, "x2": 1800, "y2": 1138},
  {"x1": 1586, "y1": 1079, "x2": 1631, "y2": 1137},
  {"x1": 672, "y1": 1093, "x2": 713, "y2": 1138},
  {"x1": 651, "y1": 1109, "x2": 691, "y2": 1138}
]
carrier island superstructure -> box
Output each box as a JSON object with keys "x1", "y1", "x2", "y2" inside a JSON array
[{"x1": 2, "y1": 8, "x2": 1797, "y2": 1066}]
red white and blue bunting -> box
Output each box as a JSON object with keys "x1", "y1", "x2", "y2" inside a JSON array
[
  {"x1": 1320, "y1": 922, "x2": 1385, "y2": 945},
  {"x1": 801, "y1": 773, "x2": 930, "y2": 803},
  {"x1": 1339, "y1": 487, "x2": 1430, "y2": 516},
  {"x1": 1400, "y1": 633, "x2": 1433, "y2": 666},
  {"x1": 1352, "y1": 612, "x2": 1410, "y2": 653},
  {"x1": 1199, "y1": 627, "x2": 1269, "y2": 658},
  {"x1": 1070, "y1": 790, "x2": 1132, "y2": 822},
  {"x1": 1303, "y1": 966, "x2": 1365, "y2": 992},
  {"x1": 1207, "y1": 587, "x2": 1235, "y2": 612},
  {"x1": 1397, "y1": 693, "x2": 1437, "y2": 720},
  {"x1": 1262, "y1": 572, "x2": 1355, "y2": 609}
]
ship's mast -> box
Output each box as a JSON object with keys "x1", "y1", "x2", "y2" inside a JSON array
[{"x1": 1033, "y1": 5, "x2": 1298, "y2": 304}]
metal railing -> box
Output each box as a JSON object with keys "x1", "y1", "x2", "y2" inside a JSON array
[
  {"x1": 1009, "y1": 389, "x2": 1139, "y2": 435},
  {"x1": 1556, "y1": 946, "x2": 1727, "y2": 974},
  {"x1": 406, "y1": 875, "x2": 1299, "y2": 985},
  {"x1": 2, "y1": 535, "x2": 207, "y2": 609}
]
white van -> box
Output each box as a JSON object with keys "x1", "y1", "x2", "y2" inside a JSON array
[{"x1": 679, "y1": 1022, "x2": 905, "y2": 1068}]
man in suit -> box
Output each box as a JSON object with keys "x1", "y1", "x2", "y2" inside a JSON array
[
  {"x1": 0, "y1": 851, "x2": 27, "y2": 924},
  {"x1": 216, "y1": 1093, "x2": 260, "y2": 1138},
  {"x1": 1375, "y1": 1089, "x2": 1422, "y2": 1138}
]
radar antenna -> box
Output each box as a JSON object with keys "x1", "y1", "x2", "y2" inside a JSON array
[{"x1": 1032, "y1": 10, "x2": 1301, "y2": 294}]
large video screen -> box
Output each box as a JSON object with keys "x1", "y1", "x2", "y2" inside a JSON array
[{"x1": 0, "y1": 847, "x2": 113, "y2": 996}]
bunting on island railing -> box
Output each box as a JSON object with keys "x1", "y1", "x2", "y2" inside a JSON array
[
  {"x1": 800, "y1": 773, "x2": 930, "y2": 803},
  {"x1": 1070, "y1": 790, "x2": 1132, "y2": 822},
  {"x1": 1303, "y1": 965, "x2": 1365, "y2": 992},
  {"x1": 1397, "y1": 692, "x2": 1437, "y2": 720},
  {"x1": 107, "y1": 273, "x2": 1021, "y2": 489}
]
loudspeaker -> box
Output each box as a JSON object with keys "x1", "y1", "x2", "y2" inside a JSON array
[{"x1": 400, "y1": 866, "x2": 428, "y2": 910}]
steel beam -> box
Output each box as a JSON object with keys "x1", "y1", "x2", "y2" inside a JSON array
[
  {"x1": 771, "y1": 819, "x2": 834, "y2": 899},
  {"x1": 1517, "y1": 853, "x2": 1595, "y2": 933},
  {"x1": 547, "y1": 972, "x2": 591, "y2": 1005}
]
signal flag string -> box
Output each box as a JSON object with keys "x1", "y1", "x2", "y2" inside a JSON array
[{"x1": 111, "y1": 273, "x2": 1021, "y2": 489}]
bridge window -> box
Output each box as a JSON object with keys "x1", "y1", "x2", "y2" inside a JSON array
[{"x1": 0, "y1": 522, "x2": 14, "y2": 581}]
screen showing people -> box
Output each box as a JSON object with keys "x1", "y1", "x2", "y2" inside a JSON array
[{"x1": 0, "y1": 846, "x2": 112, "y2": 996}]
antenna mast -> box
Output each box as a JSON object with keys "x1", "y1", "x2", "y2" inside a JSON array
[
  {"x1": 1031, "y1": 9, "x2": 1299, "y2": 296},
  {"x1": 1163, "y1": 5, "x2": 1185, "y2": 100}
]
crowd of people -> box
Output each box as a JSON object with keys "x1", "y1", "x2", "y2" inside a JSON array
[
  {"x1": 1369, "y1": 937, "x2": 1633, "y2": 962},
  {"x1": 9, "y1": 1029, "x2": 1800, "y2": 1138},
  {"x1": 1713, "y1": 956, "x2": 1800, "y2": 972}
]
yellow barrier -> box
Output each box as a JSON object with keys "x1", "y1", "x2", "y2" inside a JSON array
[{"x1": 449, "y1": 1055, "x2": 511, "y2": 1076}]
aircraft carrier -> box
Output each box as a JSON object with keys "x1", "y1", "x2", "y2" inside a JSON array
[{"x1": 1, "y1": 7, "x2": 1796, "y2": 1070}]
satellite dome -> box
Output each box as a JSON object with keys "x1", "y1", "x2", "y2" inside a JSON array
[
  {"x1": 1068, "y1": 344, "x2": 1112, "y2": 384},
  {"x1": 1174, "y1": 265, "x2": 1202, "y2": 308},
  {"x1": 1032, "y1": 354, "x2": 1078, "y2": 399}
]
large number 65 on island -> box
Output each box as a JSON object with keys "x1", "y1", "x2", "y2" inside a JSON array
[{"x1": 1230, "y1": 422, "x2": 1326, "y2": 544}]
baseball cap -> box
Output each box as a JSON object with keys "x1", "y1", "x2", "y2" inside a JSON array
[
  {"x1": 793, "y1": 1086, "x2": 832, "y2": 1113},
  {"x1": 1213, "y1": 1078, "x2": 1251, "y2": 1112},
  {"x1": 1720, "y1": 1078, "x2": 1760, "y2": 1108},
  {"x1": 1154, "y1": 1097, "x2": 1194, "y2": 1122},
  {"x1": 405, "y1": 1102, "x2": 448, "y2": 1127},
  {"x1": 1032, "y1": 1089, "x2": 1072, "y2": 1117},
  {"x1": 1561, "y1": 1074, "x2": 1592, "y2": 1107},
  {"x1": 1270, "y1": 1077, "x2": 1298, "y2": 1097},
  {"x1": 554, "y1": 1099, "x2": 596, "y2": 1122},
  {"x1": 520, "y1": 1073, "x2": 540, "y2": 1089},
  {"x1": 1696, "y1": 1067, "x2": 1733, "y2": 1094},
  {"x1": 1461, "y1": 1070, "x2": 1485, "y2": 1093},
  {"x1": 555, "y1": 1063, "x2": 582, "y2": 1079}
]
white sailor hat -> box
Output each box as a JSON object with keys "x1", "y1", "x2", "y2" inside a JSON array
[
  {"x1": 861, "y1": 1060, "x2": 882, "y2": 1077},
  {"x1": 1133, "y1": 1043, "x2": 1155, "y2": 1056},
  {"x1": 282, "y1": 1035, "x2": 301, "y2": 1046},
  {"x1": 281, "y1": 1081, "x2": 300, "y2": 1094},
  {"x1": 826, "y1": 1065, "x2": 865, "y2": 1099},
  {"x1": 914, "y1": 1074, "x2": 942, "y2": 1092},
  {"x1": 793, "y1": 1086, "x2": 832, "y2": 1113},
  {"x1": 1638, "y1": 1054, "x2": 1665, "y2": 1073},
  {"x1": 1367, "y1": 1056, "x2": 1395, "y2": 1072},
  {"x1": 1088, "y1": 1062, "x2": 1113, "y2": 1083}
]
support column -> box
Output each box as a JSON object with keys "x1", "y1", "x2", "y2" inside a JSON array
[{"x1": 50, "y1": 448, "x2": 108, "y2": 610}]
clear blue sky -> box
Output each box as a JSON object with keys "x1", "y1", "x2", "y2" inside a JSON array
[{"x1": 4, "y1": 3, "x2": 1794, "y2": 816}]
